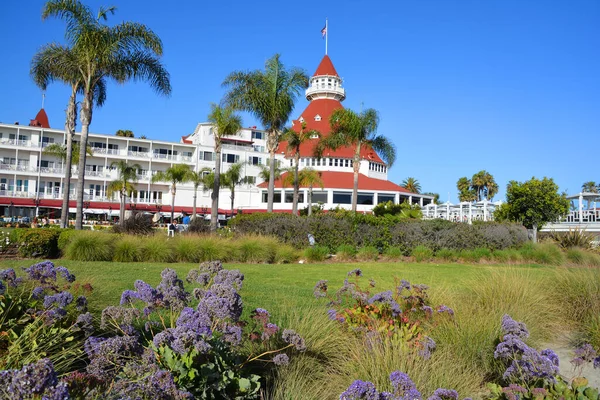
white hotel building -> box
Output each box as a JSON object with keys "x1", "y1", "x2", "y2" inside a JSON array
[{"x1": 0, "y1": 55, "x2": 432, "y2": 220}]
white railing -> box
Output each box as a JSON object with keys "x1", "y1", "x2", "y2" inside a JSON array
[
  {"x1": 222, "y1": 143, "x2": 253, "y2": 152},
  {"x1": 562, "y1": 210, "x2": 600, "y2": 223},
  {"x1": 0, "y1": 164, "x2": 35, "y2": 173},
  {"x1": 305, "y1": 85, "x2": 345, "y2": 98},
  {"x1": 40, "y1": 167, "x2": 65, "y2": 174},
  {"x1": 152, "y1": 153, "x2": 176, "y2": 161},
  {"x1": 128, "y1": 151, "x2": 150, "y2": 158},
  {"x1": 0, "y1": 190, "x2": 35, "y2": 198}
]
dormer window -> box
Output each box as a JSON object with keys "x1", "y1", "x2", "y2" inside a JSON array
[
  {"x1": 314, "y1": 114, "x2": 321, "y2": 122},
  {"x1": 299, "y1": 117, "x2": 304, "y2": 123}
]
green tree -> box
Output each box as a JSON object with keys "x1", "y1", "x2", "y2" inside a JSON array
[
  {"x1": 401, "y1": 177, "x2": 421, "y2": 194},
  {"x1": 494, "y1": 177, "x2": 569, "y2": 242},
  {"x1": 152, "y1": 164, "x2": 192, "y2": 222},
  {"x1": 31, "y1": 43, "x2": 106, "y2": 228},
  {"x1": 582, "y1": 181, "x2": 598, "y2": 193},
  {"x1": 319, "y1": 108, "x2": 396, "y2": 212},
  {"x1": 207, "y1": 104, "x2": 243, "y2": 232},
  {"x1": 471, "y1": 170, "x2": 498, "y2": 201},
  {"x1": 42, "y1": 143, "x2": 93, "y2": 166},
  {"x1": 298, "y1": 168, "x2": 323, "y2": 216},
  {"x1": 281, "y1": 123, "x2": 320, "y2": 215},
  {"x1": 258, "y1": 164, "x2": 283, "y2": 184},
  {"x1": 116, "y1": 129, "x2": 134, "y2": 137},
  {"x1": 223, "y1": 54, "x2": 309, "y2": 213},
  {"x1": 221, "y1": 163, "x2": 245, "y2": 219},
  {"x1": 186, "y1": 168, "x2": 212, "y2": 219},
  {"x1": 42, "y1": 0, "x2": 171, "y2": 229},
  {"x1": 457, "y1": 177, "x2": 477, "y2": 202},
  {"x1": 106, "y1": 161, "x2": 141, "y2": 222}
]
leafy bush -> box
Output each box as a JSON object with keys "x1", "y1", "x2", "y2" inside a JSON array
[
  {"x1": 412, "y1": 245, "x2": 433, "y2": 262},
  {"x1": 522, "y1": 242, "x2": 564, "y2": 265},
  {"x1": 113, "y1": 236, "x2": 143, "y2": 262},
  {"x1": 383, "y1": 246, "x2": 403, "y2": 260},
  {"x1": 548, "y1": 228, "x2": 596, "y2": 249},
  {"x1": 336, "y1": 244, "x2": 357, "y2": 261},
  {"x1": 112, "y1": 213, "x2": 154, "y2": 235},
  {"x1": 58, "y1": 229, "x2": 78, "y2": 251},
  {"x1": 15, "y1": 229, "x2": 61, "y2": 258},
  {"x1": 141, "y1": 236, "x2": 175, "y2": 263},
  {"x1": 304, "y1": 246, "x2": 329, "y2": 262},
  {"x1": 188, "y1": 217, "x2": 210, "y2": 234},
  {"x1": 65, "y1": 231, "x2": 113, "y2": 261},
  {"x1": 236, "y1": 236, "x2": 278, "y2": 263},
  {"x1": 356, "y1": 245, "x2": 379, "y2": 261},
  {"x1": 196, "y1": 236, "x2": 225, "y2": 261}
]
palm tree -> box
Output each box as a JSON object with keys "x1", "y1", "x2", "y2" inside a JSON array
[
  {"x1": 319, "y1": 108, "x2": 396, "y2": 212},
  {"x1": 402, "y1": 177, "x2": 421, "y2": 194},
  {"x1": 152, "y1": 164, "x2": 192, "y2": 222},
  {"x1": 31, "y1": 43, "x2": 107, "y2": 228},
  {"x1": 281, "y1": 123, "x2": 319, "y2": 215},
  {"x1": 206, "y1": 104, "x2": 243, "y2": 232},
  {"x1": 471, "y1": 170, "x2": 498, "y2": 201},
  {"x1": 106, "y1": 161, "x2": 141, "y2": 222},
  {"x1": 299, "y1": 168, "x2": 324, "y2": 216},
  {"x1": 258, "y1": 164, "x2": 283, "y2": 184},
  {"x1": 186, "y1": 168, "x2": 212, "y2": 219},
  {"x1": 221, "y1": 162, "x2": 245, "y2": 219},
  {"x1": 582, "y1": 181, "x2": 598, "y2": 193},
  {"x1": 423, "y1": 192, "x2": 441, "y2": 205},
  {"x1": 42, "y1": 143, "x2": 93, "y2": 166},
  {"x1": 42, "y1": 0, "x2": 171, "y2": 229},
  {"x1": 223, "y1": 54, "x2": 309, "y2": 213}
]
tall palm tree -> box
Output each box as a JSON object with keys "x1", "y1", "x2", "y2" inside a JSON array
[
  {"x1": 401, "y1": 177, "x2": 421, "y2": 194},
  {"x1": 42, "y1": 0, "x2": 171, "y2": 229},
  {"x1": 106, "y1": 160, "x2": 141, "y2": 222},
  {"x1": 319, "y1": 108, "x2": 396, "y2": 212},
  {"x1": 582, "y1": 181, "x2": 598, "y2": 193},
  {"x1": 206, "y1": 104, "x2": 242, "y2": 232},
  {"x1": 31, "y1": 43, "x2": 107, "y2": 228},
  {"x1": 186, "y1": 167, "x2": 212, "y2": 219},
  {"x1": 223, "y1": 54, "x2": 309, "y2": 213},
  {"x1": 152, "y1": 164, "x2": 192, "y2": 222},
  {"x1": 221, "y1": 162, "x2": 245, "y2": 219},
  {"x1": 258, "y1": 164, "x2": 283, "y2": 184},
  {"x1": 457, "y1": 177, "x2": 475, "y2": 202},
  {"x1": 281, "y1": 123, "x2": 320, "y2": 215},
  {"x1": 299, "y1": 168, "x2": 324, "y2": 216},
  {"x1": 471, "y1": 170, "x2": 498, "y2": 201}
]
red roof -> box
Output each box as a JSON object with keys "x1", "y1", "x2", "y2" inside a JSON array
[
  {"x1": 29, "y1": 108, "x2": 50, "y2": 128},
  {"x1": 257, "y1": 171, "x2": 412, "y2": 193},
  {"x1": 181, "y1": 134, "x2": 193, "y2": 144},
  {"x1": 314, "y1": 55, "x2": 339, "y2": 77}
]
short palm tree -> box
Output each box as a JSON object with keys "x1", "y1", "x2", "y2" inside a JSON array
[
  {"x1": 457, "y1": 177, "x2": 476, "y2": 202},
  {"x1": 319, "y1": 108, "x2": 396, "y2": 212},
  {"x1": 42, "y1": 0, "x2": 171, "y2": 229},
  {"x1": 299, "y1": 168, "x2": 324, "y2": 216},
  {"x1": 31, "y1": 43, "x2": 106, "y2": 228},
  {"x1": 401, "y1": 177, "x2": 421, "y2": 194},
  {"x1": 221, "y1": 162, "x2": 245, "y2": 219},
  {"x1": 207, "y1": 104, "x2": 243, "y2": 232},
  {"x1": 42, "y1": 143, "x2": 93, "y2": 167},
  {"x1": 281, "y1": 123, "x2": 320, "y2": 215},
  {"x1": 223, "y1": 54, "x2": 309, "y2": 213},
  {"x1": 152, "y1": 164, "x2": 192, "y2": 222},
  {"x1": 471, "y1": 170, "x2": 498, "y2": 201},
  {"x1": 107, "y1": 161, "x2": 141, "y2": 222},
  {"x1": 582, "y1": 181, "x2": 598, "y2": 193},
  {"x1": 258, "y1": 164, "x2": 283, "y2": 184},
  {"x1": 186, "y1": 167, "x2": 212, "y2": 219}
]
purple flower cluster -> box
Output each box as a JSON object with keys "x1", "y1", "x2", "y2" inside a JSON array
[
  {"x1": 369, "y1": 290, "x2": 402, "y2": 317},
  {"x1": 23, "y1": 261, "x2": 74, "y2": 285},
  {"x1": 0, "y1": 280, "x2": 4, "y2": 295},
  {"x1": 282, "y1": 329, "x2": 307, "y2": 352},
  {"x1": 314, "y1": 279, "x2": 328, "y2": 298},
  {"x1": 348, "y1": 268, "x2": 363, "y2": 277},
  {"x1": 427, "y1": 388, "x2": 458, "y2": 400},
  {"x1": 398, "y1": 279, "x2": 411, "y2": 292},
  {"x1": 153, "y1": 307, "x2": 213, "y2": 355},
  {"x1": 213, "y1": 269, "x2": 244, "y2": 290},
  {"x1": 340, "y1": 380, "x2": 380, "y2": 400},
  {"x1": 197, "y1": 283, "x2": 243, "y2": 322},
  {"x1": 75, "y1": 312, "x2": 95, "y2": 337},
  {"x1": 0, "y1": 358, "x2": 69, "y2": 399},
  {"x1": 418, "y1": 336, "x2": 437, "y2": 360},
  {"x1": 100, "y1": 306, "x2": 141, "y2": 334},
  {"x1": 273, "y1": 353, "x2": 289, "y2": 366},
  {"x1": 501, "y1": 384, "x2": 527, "y2": 400},
  {"x1": 0, "y1": 268, "x2": 22, "y2": 288},
  {"x1": 436, "y1": 305, "x2": 454, "y2": 316},
  {"x1": 84, "y1": 335, "x2": 143, "y2": 380},
  {"x1": 341, "y1": 371, "x2": 429, "y2": 400},
  {"x1": 43, "y1": 291, "x2": 74, "y2": 309},
  {"x1": 120, "y1": 269, "x2": 189, "y2": 313},
  {"x1": 571, "y1": 343, "x2": 600, "y2": 368},
  {"x1": 109, "y1": 362, "x2": 192, "y2": 399},
  {"x1": 390, "y1": 370, "x2": 422, "y2": 399},
  {"x1": 501, "y1": 314, "x2": 529, "y2": 339}
]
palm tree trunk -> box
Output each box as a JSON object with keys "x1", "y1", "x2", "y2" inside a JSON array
[
  {"x1": 352, "y1": 144, "x2": 362, "y2": 213},
  {"x1": 230, "y1": 187, "x2": 235, "y2": 220},
  {"x1": 60, "y1": 88, "x2": 77, "y2": 229},
  {"x1": 267, "y1": 150, "x2": 276, "y2": 213},
  {"x1": 211, "y1": 146, "x2": 221, "y2": 232},
  {"x1": 292, "y1": 153, "x2": 300, "y2": 216},
  {"x1": 170, "y1": 185, "x2": 176, "y2": 222},
  {"x1": 120, "y1": 190, "x2": 125, "y2": 222},
  {"x1": 192, "y1": 186, "x2": 197, "y2": 219},
  {"x1": 75, "y1": 93, "x2": 93, "y2": 230},
  {"x1": 308, "y1": 185, "x2": 313, "y2": 216}
]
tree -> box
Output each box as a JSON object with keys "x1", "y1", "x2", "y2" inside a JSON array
[
  {"x1": 319, "y1": 108, "x2": 396, "y2": 212},
  {"x1": 298, "y1": 168, "x2": 323, "y2": 216},
  {"x1": 258, "y1": 164, "x2": 283, "y2": 184},
  {"x1": 186, "y1": 168, "x2": 212, "y2": 219},
  {"x1": 106, "y1": 160, "x2": 141, "y2": 222},
  {"x1": 116, "y1": 129, "x2": 134, "y2": 137},
  {"x1": 42, "y1": 0, "x2": 171, "y2": 229},
  {"x1": 494, "y1": 177, "x2": 569, "y2": 242},
  {"x1": 42, "y1": 143, "x2": 93, "y2": 166},
  {"x1": 471, "y1": 170, "x2": 498, "y2": 201},
  {"x1": 152, "y1": 164, "x2": 192, "y2": 222},
  {"x1": 402, "y1": 177, "x2": 421, "y2": 194},
  {"x1": 423, "y1": 192, "x2": 441, "y2": 205},
  {"x1": 206, "y1": 104, "x2": 243, "y2": 232},
  {"x1": 582, "y1": 181, "x2": 598, "y2": 193},
  {"x1": 221, "y1": 163, "x2": 245, "y2": 219},
  {"x1": 281, "y1": 123, "x2": 319, "y2": 215},
  {"x1": 223, "y1": 54, "x2": 309, "y2": 213},
  {"x1": 457, "y1": 177, "x2": 477, "y2": 202},
  {"x1": 31, "y1": 42, "x2": 106, "y2": 228}
]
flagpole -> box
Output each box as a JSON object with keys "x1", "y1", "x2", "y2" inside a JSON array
[{"x1": 325, "y1": 18, "x2": 328, "y2": 55}]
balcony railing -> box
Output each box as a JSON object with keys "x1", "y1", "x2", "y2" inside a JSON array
[
  {"x1": 40, "y1": 167, "x2": 65, "y2": 174},
  {"x1": 128, "y1": 151, "x2": 150, "y2": 158},
  {"x1": 305, "y1": 85, "x2": 346, "y2": 98},
  {"x1": 0, "y1": 139, "x2": 40, "y2": 148}
]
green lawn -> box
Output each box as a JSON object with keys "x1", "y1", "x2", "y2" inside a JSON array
[{"x1": 0, "y1": 258, "x2": 552, "y2": 316}]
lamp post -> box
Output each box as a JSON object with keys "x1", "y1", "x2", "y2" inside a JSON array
[
  {"x1": 33, "y1": 197, "x2": 41, "y2": 218},
  {"x1": 108, "y1": 206, "x2": 112, "y2": 223}
]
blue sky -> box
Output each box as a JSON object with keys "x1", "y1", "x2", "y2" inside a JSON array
[{"x1": 0, "y1": 0, "x2": 598, "y2": 202}]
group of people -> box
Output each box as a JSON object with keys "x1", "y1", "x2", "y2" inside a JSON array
[{"x1": 167, "y1": 214, "x2": 191, "y2": 237}]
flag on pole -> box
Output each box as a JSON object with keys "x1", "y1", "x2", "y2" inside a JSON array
[{"x1": 321, "y1": 25, "x2": 327, "y2": 38}]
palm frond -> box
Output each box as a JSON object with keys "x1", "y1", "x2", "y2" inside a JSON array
[{"x1": 370, "y1": 135, "x2": 396, "y2": 167}]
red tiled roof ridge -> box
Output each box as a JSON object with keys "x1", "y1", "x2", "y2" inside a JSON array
[{"x1": 314, "y1": 55, "x2": 339, "y2": 77}]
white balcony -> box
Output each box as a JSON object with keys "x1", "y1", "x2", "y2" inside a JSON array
[
  {"x1": 128, "y1": 151, "x2": 150, "y2": 158},
  {"x1": 305, "y1": 85, "x2": 346, "y2": 101},
  {"x1": 0, "y1": 139, "x2": 41, "y2": 148}
]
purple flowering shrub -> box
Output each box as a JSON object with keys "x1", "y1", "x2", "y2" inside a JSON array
[
  {"x1": 0, "y1": 358, "x2": 69, "y2": 400},
  {"x1": 488, "y1": 315, "x2": 600, "y2": 400},
  {"x1": 314, "y1": 270, "x2": 454, "y2": 358}
]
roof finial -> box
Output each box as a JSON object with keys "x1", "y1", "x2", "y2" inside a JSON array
[{"x1": 41, "y1": 92, "x2": 46, "y2": 109}]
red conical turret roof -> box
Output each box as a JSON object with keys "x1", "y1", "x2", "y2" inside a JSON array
[
  {"x1": 314, "y1": 55, "x2": 339, "y2": 77},
  {"x1": 29, "y1": 108, "x2": 50, "y2": 128}
]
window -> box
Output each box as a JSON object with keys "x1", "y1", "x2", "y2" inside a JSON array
[
  {"x1": 314, "y1": 114, "x2": 321, "y2": 121},
  {"x1": 333, "y1": 192, "x2": 352, "y2": 204},
  {"x1": 222, "y1": 153, "x2": 239, "y2": 163},
  {"x1": 262, "y1": 191, "x2": 281, "y2": 203},
  {"x1": 316, "y1": 158, "x2": 320, "y2": 166},
  {"x1": 378, "y1": 194, "x2": 395, "y2": 204},
  {"x1": 299, "y1": 117, "x2": 304, "y2": 123},
  {"x1": 200, "y1": 151, "x2": 213, "y2": 161},
  {"x1": 252, "y1": 145, "x2": 265, "y2": 152},
  {"x1": 284, "y1": 191, "x2": 304, "y2": 203},
  {"x1": 311, "y1": 191, "x2": 328, "y2": 204},
  {"x1": 329, "y1": 158, "x2": 333, "y2": 166},
  {"x1": 15, "y1": 179, "x2": 29, "y2": 192},
  {"x1": 39, "y1": 160, "x2": 55, "y2": 168},
  {"x1": 90, "y1": 141, "x2": 106, "y2": 149},
  {"x1": 244, "y1": 176, "x2": 256, "y2": 184},
  {"x1": 334, "y1": 159, "x2": 339, "y2": 167},
  {"x1": 251, "y1": 131, "x2": 264, "y2": 140},
  {"x1": 182, "y1": 151, "x2": 193, "y2": 158},
  {"x1": 108, "y1": 143, "x2": 119, "y2": 150},
  {"x1": 357, "y1": 192, "x2": 374, "y2": 205},
  {"x1": 249, "y1": 156, "x2": 262, "y2": 165}
]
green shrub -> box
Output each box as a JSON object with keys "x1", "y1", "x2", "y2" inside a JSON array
[
  {"x1": 113, "y1": 236, "x2": 143, "y2": 262},
  {"x1": 197, "y1": 236, "x2": 225, "y2": 261},
  {"x1": 383, "y1": 246, "x2": 403, "y2": 260},
  {"x1": 141, "y1": 236, "x2": 175, "y2": 263},
  {"x1": 236, "y1": 236, "x2": 278, "y2": 263},
  {"x1": 173, "y1": 236, "x2": 202, "y2": 263},
  {"x1": 584, "y1": 251, "x2": 600, "y2": 267},
  {"x1": 566, "y1": 247, "x2": 586, "y2": 265},
  {"x1": 112, "y1": 213, "x2": 154, "y2": 235},
  {"x1": 64, "y1": 231, "x2": 113, "y2": 261},
  {"x1": 188, "y1": 217, "x2": 210, "y2": 234},
  {"x1": 459, "y1": 249, "x2": 482, "y2": 263},
  {"x1": 356, "y1": 245, "x2": 379, "y2": 261},
  {"x1": 336, "y1": 244, "x2": 356, "y2": 261},
  {"x1": 304, "y1": 245, "x2": 329, "y2": 262},
  {"x1": 473, "y1": 247, "x2": 492, "y2": 261},
  {"x1": 548, "y1": 228, "x2": 595, "y2": 249},
  {"x1": 523, "y1": 242, "x2": 564, "y2": 265},
  {"x1": 275, "y1": 245, "x2": 300, "y2": 264},
  {"x1": 58, "y1": 229, "x2": 78, "y2": 251},
  {"x1": 436, "y1": 248, "x2": 458, "y2": 262},
  {"x1": 412, "y1": 245, "x2": 433, "y2": 262},
  {"x1": 15, "y1": 229, "x2": 61, "y2": 258}
]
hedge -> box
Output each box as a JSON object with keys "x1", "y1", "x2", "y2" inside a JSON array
[
  {"x1": 14, "y1": 228, "x2": 62, "y2": 258},
  {"x1": 229, "y1": 214, "x2": 528, "y2": 254}
]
